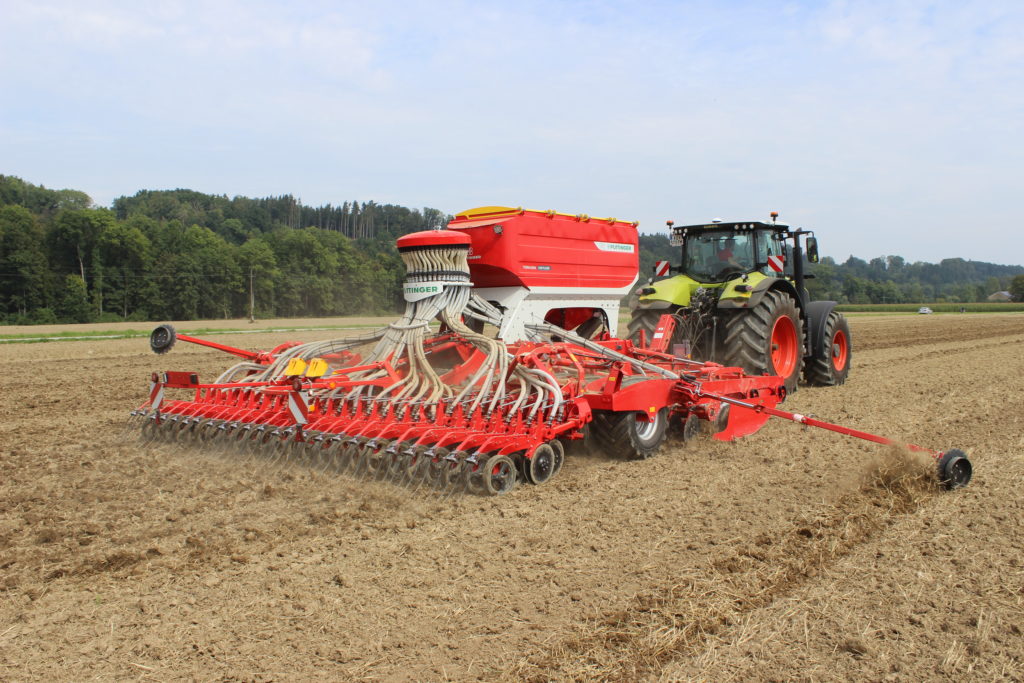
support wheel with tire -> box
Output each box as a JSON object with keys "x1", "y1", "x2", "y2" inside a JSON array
[
  {"x1": 804, "y1": 311, "x2": 852, "y2": 386},
  {"x1": 483, "y1": 455, "x2": 517, "y2": 495},
  {"x1": 150, "y1": 324, "x2": 177, "y2": 354},
  {"x1": 721, "y1": 289, "x2": 804, "y2": 393},
  {"x1": 589, "y1": 409, "x2": 669, "y2": 460}
]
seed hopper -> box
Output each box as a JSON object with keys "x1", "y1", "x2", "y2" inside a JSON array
[{"x1": 131, "y1": 207, "x2": 973, "y2": 495}]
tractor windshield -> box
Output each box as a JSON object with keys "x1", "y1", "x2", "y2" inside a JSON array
[{"x1": 682, "y1": 231, "x2": 756, "y2": 282}]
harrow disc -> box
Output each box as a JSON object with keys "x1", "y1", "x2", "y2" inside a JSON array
[
  {"x1": 319, "y1": 439, "x2": 346, "y2": 473},
  {"x1": 483, "y1": 454, "x2": 517, "y2": 495},
  {"x1": 140, "y1": 418, "x2": 160, "y2": 442},
  {"x1": 361, "y1": 443, "x2": 390, "y2": 479},
  {"x1": 404, "y1": 445, "x2": 431, "y2": 482},
  {"x1": 442, "y1": 451, "x2": 468, "y2": 489},
  {"x1": 549, "y1": 440, "x2": 565, "y2": 479},
  {"x1": 290, "y1": 437, "x2": 319, "y2": 468},
  {"x1": 384, "y1": 441, "x2": 412, "y2": 481},
  {"x1": 426, "y1": 448, "x2": 452, "y2": 489},
  {"x1": 526, "y1": 443, "x2": 557, "y2": 485},
  {"x1": 197, "y1": 421, "x2": 218, "y2": 447},
  {"x1": 264, "y1": 436, "x2": 290, "y2": 467},
  {"x1": 462, "y1": 455, "x2": 487, "y2": 495},
  {"x1": 682, "y1": 413, "x2": 701, "y2": 441}
]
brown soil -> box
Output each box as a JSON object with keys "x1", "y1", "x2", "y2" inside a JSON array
[{"x1": 1, "y1": 313, "x2": 1022, "y2": 681}]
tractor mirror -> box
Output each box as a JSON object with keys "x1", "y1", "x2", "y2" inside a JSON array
[{"x1": 806, "y1": 237, "x2": 819, "y2": 263}]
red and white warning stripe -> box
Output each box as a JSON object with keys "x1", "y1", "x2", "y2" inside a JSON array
[
  {"x1": 654, "y1": 260, "x2": 671, "y2": 277},
  {"x1": 148, "y1": 381, "x2": 165, "y2": 414},
  {"x1": 287, "y1": 391, "x2": 310, "y2": 425},
  {"x1": 768, "y1": 254, "x2": 785, "y2": 273}
]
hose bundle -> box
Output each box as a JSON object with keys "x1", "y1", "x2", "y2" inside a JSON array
[{"x1": 231, "y1": 230, "x2": 561, "y2": 424}]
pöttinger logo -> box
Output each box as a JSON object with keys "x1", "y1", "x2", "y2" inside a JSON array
[
  {"x1": 403, "y1": 281, "x2": 445, "y2": 302},
  {"x1": 594, "y1": 241, "x2": 635, "y2": 253}
]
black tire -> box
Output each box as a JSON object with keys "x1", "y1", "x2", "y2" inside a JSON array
[
  {"x1": 483, "y1": 455, "x2": 517, "y2": 495},
  {"x1": 574, "y1": 313, "x2": 606, "y2": 340},
  {"x1": 589, "y1": 408, "x2": 669, "y2": 460},
  {"x1": 936, "y1": 449, "x2": 972, "y2": 490},
  {"x1": 804, "y1": 311, "x2": 852, "y2": 386},
  {"x1": 668, "y1": 412, "x2": 703, "y2": 442},
  {"x1": 626, "y1": 309, "x2": 672, "y2": 347},
  {"x1": 150, "y1": 324, "x2": 177, "y2": 354},
  {"x1": 720, "y1": 290, "x2": 804, "y2": 393},
  {"x1": 682, "y1": 413, "x2": 702, "y2": 441}
]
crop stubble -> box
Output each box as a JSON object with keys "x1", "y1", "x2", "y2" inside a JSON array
[{"x1": 0, "y1": 314, "x2": 1022, "y2": 680}]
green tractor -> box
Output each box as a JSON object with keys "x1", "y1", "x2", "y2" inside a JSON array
[{"x1": 627, "y1": 212, "x2": 851, "y2": 392}]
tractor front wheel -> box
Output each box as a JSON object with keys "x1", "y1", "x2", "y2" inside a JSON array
[
  {"x1": 805, "y1": 311, "x2": 852, "y2": 386},
  {"x1": 721, "y1": 290, "x2": 804, "y2": 393},
  {"x1": 590, "y1": 409, "x2": 669, "y2": 460}
]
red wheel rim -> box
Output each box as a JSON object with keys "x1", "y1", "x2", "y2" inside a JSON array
[
  {"x1": 770, "y1": 315, "x2": 799, "y2": 378},
  {"x1": 831, "y1": 329, "x2": 849, "y2": 371}
]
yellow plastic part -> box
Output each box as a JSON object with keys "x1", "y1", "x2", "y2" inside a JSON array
[
  {"x1": 305, "y1": 358, "x2": 329, "y2": 378},
  {"x1": 454, "y1": 206, "x2": 522, "y2": 220},
  {"x1": 284, "y1": 358, "x2": 307, "y2": 376},
  {"x1": 641, "y1": 271, "x2": 772, "y2": 307},
  {"x1": 721, "y1": 271, "x2": 768, "y2": 300},
  {"x1": 642, "y1": 275, "x2": 701, "y2": 307},
  {"x1": 454, "y1": 206, "x2": 636, "y2": 226}
]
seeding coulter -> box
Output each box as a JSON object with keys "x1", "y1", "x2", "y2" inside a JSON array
[{"x1": 132, "y1": 206, "x2": 972, "y2": 495}]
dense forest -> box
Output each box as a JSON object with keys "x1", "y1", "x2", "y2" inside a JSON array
[
  {"x1": 0, "y1": 176, "x2": 446, "y2": 324},
  {"x1": 638, "y1": 235, "x2": 1024, "y2": 305},
  {"x1": 1, "y1": 174, "x2": 1022, "y2": 325}
]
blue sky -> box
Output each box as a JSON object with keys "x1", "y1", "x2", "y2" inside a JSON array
[{"x1": 2, "y1": 0, "x2": 1021, "y2": 265}]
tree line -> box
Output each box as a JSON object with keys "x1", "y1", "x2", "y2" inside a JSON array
[
  {"x1": 3, "y1": 174, "x2": 1023, "y2": 325},
  {"x1": 1, "y1": 176, "x2": 446, "y2": 324}
]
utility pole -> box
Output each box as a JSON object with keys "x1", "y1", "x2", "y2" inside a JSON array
[{"x1": 249, "y1": 266, "x2": 255, "y2": 323}]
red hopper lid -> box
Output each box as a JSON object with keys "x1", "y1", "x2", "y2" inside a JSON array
[{"x1": 396, "y1": 230, "x2": 472, "y2": 251}]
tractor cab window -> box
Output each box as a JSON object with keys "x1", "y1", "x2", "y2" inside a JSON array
[
  {"x1": 755, "y1": 229, "x2": 786, "y2": 276},
  {"x1": 682, "y1": 230, "x2": 755, "y2": 282}
]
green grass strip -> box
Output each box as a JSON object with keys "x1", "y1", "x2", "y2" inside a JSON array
[
  {"x1": 0, "y1": 323, "x2": 391, "y2": 344},
  {"x1": 836, "y1": 302, "x2": 1024, "y2": 313}
]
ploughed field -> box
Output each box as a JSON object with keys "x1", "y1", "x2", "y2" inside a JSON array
[{"x1": 1, "y1": 313, "x2": 1022, "y2": 681}]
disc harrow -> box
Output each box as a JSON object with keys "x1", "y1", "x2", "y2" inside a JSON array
[{"x1": 130, "y1": 206, "x2": 973, "y2": 495}]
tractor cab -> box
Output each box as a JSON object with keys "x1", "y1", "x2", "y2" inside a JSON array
[{"x1": 670, "y1": 221, "x2": 792, "y2": 284}]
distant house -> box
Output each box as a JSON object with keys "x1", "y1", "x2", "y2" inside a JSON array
[{"x1": 987, "y1": 291, "x2": 1013, "y2": 302}]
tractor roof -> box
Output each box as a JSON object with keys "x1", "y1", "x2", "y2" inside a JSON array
[{"x1": 672, "y1": 220, "x2": 790, "y2": 232}]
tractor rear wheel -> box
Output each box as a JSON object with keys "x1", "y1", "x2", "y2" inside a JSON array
[
  {"x1": 589, "y1": 409, "x2": 669, "y2": 460},
  {"x1": 626, "y1": 308, "x2": 674, "y2": 348},
  {"x1": 721, "y1": 289, "x2": 804, "y2": 393},
  {"x1": 804, "y1": 311, "x2": 852, "y2": 386}
]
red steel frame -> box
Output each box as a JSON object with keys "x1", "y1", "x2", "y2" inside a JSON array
[
  {"x1": 139, "y1": 314, "x2": 965, "y2": 477},
  {"x1": 142, "y1": 328, "x2": 783, "y2": 459}
]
